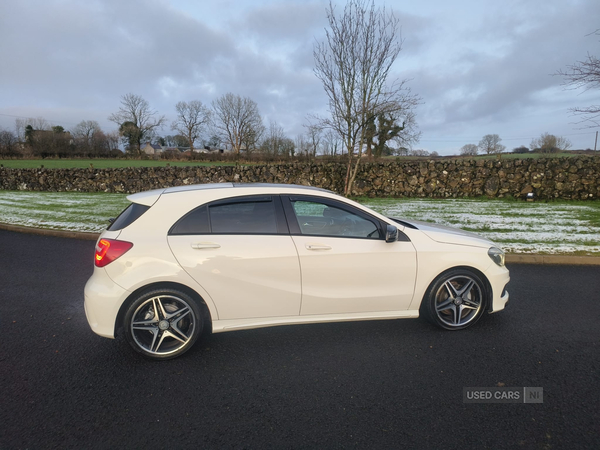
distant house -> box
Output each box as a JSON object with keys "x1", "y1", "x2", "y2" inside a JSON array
[{"x1": 142, "y1": 143, "x2": 164, "y2": 156}]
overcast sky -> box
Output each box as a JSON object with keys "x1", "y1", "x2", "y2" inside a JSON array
[{"x1": 1, "y1": 0, "x2": 599, "y2": 155}]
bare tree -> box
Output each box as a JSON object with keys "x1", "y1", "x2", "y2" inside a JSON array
[
  {"x1": 72, "y1": 120, "x2": 99, "y2": 155},
  {"x1": 71, "y1": 120, "x2": 114, "y2": 156},
  {"x1": 105, "y1": 131, "x2": 121, "y2": 153},
  {"x1": 305, "y1": 123, "x2": 322, "y2": 157},
  {"x1": 295, "y1": 134, "x2": 311, "y2": 158},
  {"x1": 460, "y1": 144, "x2": 479, "y2": 156},
  {"x1": 260, "y1": 121, "x2": 288, "y2": 156},
  {"x1": 0, "y1": 128, "x2": 18, "y2": 156},
  {"x1": 557, "y1": 29, "x2": 600, "y2": 127},
  {"x1": 390, "y1": 109, "x2": 420, "y2": 150},
  {"x1": 322, "y1": 129, "x2": 342, "y2": 156},
  {"x1": 313, "y1": 0, "x2": 421, "y2": 195},
  {"x1": 15, "y1": 118, "x2": 27, "y2": 142},
  {"x1": 29, "y1": 117, "x2": 51, "y2": 131},
  {"x1": 108, "y1": 93, "x2": 166, "y2": 155},
  {"x1": 15, "y1": 117, "x2": 50, "y2": 142},
  {"x1": 212, "y1": 93, "x2": 264, "y2": 155},
  {"x1": 172, "y1": 100, "x2": 211, "y2": 152},
  {"x1": 281, "y1": 138, "x2": 296, "y2": 158},
  {"x1": 72, "y1": 120, "x2": 101, "y2": 146},
  {"x1": 530, "y1": 132, "x2": 572, "y2": 153},
  {"x1": 241, "y1": 120, "x2": 265, "y2": 155},
  {"x1": 478, "y1": 134, "x2": 506, "y2": 155},
  {"x1": 72, "y1": 120, "x2": 101, "y2": 140}
]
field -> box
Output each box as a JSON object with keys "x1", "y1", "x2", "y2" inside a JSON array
[
  {"x1": 362, "y1": 198, "x2": 600, "y2": 255},
  {"x1": 0, "y1": 191, "x2": 129, "y2": 233},
  {"x1": 1, "y1": 190, "x2": 599, "y2": 255},
  {"x1": 0, "y1": 159, "x2": 239, "y2": 169}
]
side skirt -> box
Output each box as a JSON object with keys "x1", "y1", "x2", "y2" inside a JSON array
[{"x1": 212, "y1": 310, "x2": 420, "y2": 333}]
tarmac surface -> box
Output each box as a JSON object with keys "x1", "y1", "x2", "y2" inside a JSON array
[{"x1": 1, "y1": 229, "x2": 599, "y2": 449}]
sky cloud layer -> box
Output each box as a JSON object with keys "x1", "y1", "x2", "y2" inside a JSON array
[{"x1": 1, "y1": 0, "x2": 599, "y2": 154}]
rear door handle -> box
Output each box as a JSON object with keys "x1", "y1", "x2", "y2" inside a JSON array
[
  {"x1": 191, "y1": 242, "x2": 221, "y2": 250},
  {"x1": 306, "y1": 244, "x2": 332, "y2": 251}
]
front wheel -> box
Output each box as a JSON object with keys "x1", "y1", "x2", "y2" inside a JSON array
[
  {"x1": 421, "y1": 269, "x2": 487, "y2": 330},
  {"x1": 123, "y1": 289, "x2": 202, "y2": 360}
]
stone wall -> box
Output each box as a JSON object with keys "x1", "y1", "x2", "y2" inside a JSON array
[{"x1": 1, "y1": 156, "x2": 599, "y2": 200}]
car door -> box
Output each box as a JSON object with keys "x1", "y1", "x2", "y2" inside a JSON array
[
  {"x1": 282, "y1": 195, "x2": 417, "y2": 316},
  {"x1": 167, "y1": 196, "x2": 302, "y2": 320}
]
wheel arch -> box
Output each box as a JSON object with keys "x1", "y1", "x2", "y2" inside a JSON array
[
  {"x1": 114, "y1": 282, "x2": 213, "y2": 337},
  {"x1": 419, "y1": 265, "x2": 493, "y2": 313}
]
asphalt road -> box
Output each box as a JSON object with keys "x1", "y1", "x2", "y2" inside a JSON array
[{"x1": 1, "y1": 229, "x2": 599, "y2": 449}]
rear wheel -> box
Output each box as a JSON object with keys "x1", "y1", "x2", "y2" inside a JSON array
[
  {"x1": 422, "y1": 269, "x2": 487, "y2": 330},
  {"x1": 123, "y1": 289, "x2": 202, "y2": 360}
]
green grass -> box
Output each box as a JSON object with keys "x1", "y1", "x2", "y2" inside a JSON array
[
  {"x1": 472, "y1": 152, "x2": 574, "y2": 160},
  {"x1": 0, "y1": 191, "x2": 129, "y2": 232},
  {"x1": 359, "y1": 197, "x2": 600, "y2": 256},
  {"x1": 0, "y1": 159, "x2": 241, "y2": 169},
  {"x1": 1, "y1": 191, "x2": 599, "y2": 255}
]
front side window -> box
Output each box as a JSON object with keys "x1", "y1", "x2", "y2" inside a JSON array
[{"x1": 291, "y1": 200, "x2": 381, "y2": 239}]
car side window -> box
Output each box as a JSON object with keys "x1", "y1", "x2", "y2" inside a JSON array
[
  {"x1": 170, "y1": 198, "x2": 281, "y2": 235},
  {"x1": 291, "y1": 200, "x2": 381, "y2": 239},
  {"x1": 209, "y1": 200, "x2": 278, "y2": 234},
  {"x1": 170, "y1": 205, "x2": 210, "y2": 235}
]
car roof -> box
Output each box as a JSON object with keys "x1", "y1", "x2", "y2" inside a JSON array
[
  {"x1": 127, "y1": 183, "x2": 334, "y2": 206},
  {"x1": 164, "y1": 183, "x2": 332, "y2": 194}
]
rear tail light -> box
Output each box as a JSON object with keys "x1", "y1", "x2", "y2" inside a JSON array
[{"x1": 95, "y1": 239, "x2": 133, "y2": 267}]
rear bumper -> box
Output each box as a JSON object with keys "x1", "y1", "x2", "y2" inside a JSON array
[{"x1": 84, "y1": 268, "x2": 129, "y2": 339}]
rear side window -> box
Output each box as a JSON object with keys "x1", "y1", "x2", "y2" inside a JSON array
[
  {"x1": 170, "y1": 205, "x2": 210, "y2": 235},
  {"x1": 170, "y1": 197, "x2": 283, "y2": 235},
  {"x1": 108, "y1": 203, "x2": 150, "y2": 231},
  {"x1": 210, "y1": 200, "x2": 277, "y2": 234}
]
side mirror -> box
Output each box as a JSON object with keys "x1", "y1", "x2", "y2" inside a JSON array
[
  {"x1": 108, "y1": 218, "x2": 116, "y2": 224},
  {"x1": 385, "y1": 224, "x2": 398, "y2": 243}
]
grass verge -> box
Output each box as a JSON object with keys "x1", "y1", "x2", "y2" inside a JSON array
[
  {"x1": 0, "y1": 191, "x2": 599, "y2": 255},
  {"x1": 0, "y1": 159, "x2": 241, "y2": 169},
  {"x1": 360, "y1": 197, "x2": 600, "y2": 256}
]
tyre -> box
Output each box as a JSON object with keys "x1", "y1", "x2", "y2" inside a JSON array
[
  {"x1": 123, "y1": 289, "x2": 202, "y2": 360},
  {"x1": 421, "y1": 269, "x2": 487, "y2": 330}
]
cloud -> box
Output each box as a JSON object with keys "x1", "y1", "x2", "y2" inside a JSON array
[
  {"x1": 410, "y1": 0, "x2": 600, "y2": 143},
  {"x1": 0, "y1": 0, "x2": 599, "y2": 153},
  {"x1": 0, "y1": 0, "x2": 234, "y2": 112}
]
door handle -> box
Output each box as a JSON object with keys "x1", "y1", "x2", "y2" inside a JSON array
[
  {"x1": 306, "y1": 244, "x2": 332, "y2": 251},
  {"x1": 191, "y1": 242, "x2": 221, "y2": 250}
]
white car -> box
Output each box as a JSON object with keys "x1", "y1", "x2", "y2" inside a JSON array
[{"x1": 84, "y1": 183, "x2": 510, "y2": 360}]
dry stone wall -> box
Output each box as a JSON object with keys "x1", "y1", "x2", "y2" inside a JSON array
[{"x1": 1, "y1": 156, "x2": 599, "y2": 200}]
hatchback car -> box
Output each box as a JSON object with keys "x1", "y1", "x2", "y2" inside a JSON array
[{"x1": 84, "y1": 183, "x2": 510, "y2": 360}]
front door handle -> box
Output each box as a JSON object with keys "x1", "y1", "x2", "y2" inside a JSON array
[
  {"x1": 191, "y1": 242, "x2": 221, "y2": 250},
  {"x1": 306, "y1": 244, "x2": 332, "y2": 251}
]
